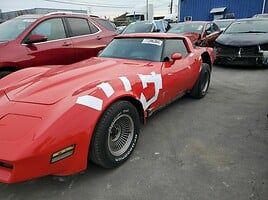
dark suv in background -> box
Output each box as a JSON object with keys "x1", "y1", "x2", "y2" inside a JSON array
[{"x1": 0, "y1": 12, "x2": 117, "y2": 78}]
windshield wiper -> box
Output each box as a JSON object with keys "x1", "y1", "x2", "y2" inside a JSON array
[{"x1": 239, "y1": 31, "x2": 267, "y2": 33}]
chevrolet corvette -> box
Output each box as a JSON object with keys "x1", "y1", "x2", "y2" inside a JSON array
[{"x1": 0, "y1": 33, "x2": 214, "y2": 183}]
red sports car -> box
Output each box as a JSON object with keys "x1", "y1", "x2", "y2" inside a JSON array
[{"x1": 0, "y1": 33, "x2": 214, "y2": 183}]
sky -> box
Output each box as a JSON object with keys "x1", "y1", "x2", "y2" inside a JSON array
[{"x1": 0, "y1": 0, "x2": 178, "y2": 19}]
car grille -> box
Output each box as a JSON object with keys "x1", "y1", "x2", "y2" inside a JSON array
[
  {"x1": 216, "y1": 44, "x2": 262, "y2": 57},
  {"x1": 260, "y1": 43, "x2": 268, "y2": 51},
  {"x1": 217, "y1": 45, "x2": 239, "y2": 55},
  {"x1": 241, "y1": 46, "x2": 259, "y2": 56}
]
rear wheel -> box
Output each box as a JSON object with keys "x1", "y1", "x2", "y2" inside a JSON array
[
  {"x1": 90, "y1": 100, "x2": 140, "y2": 168},
  {"x1": 190, "y1": 63, "x2": 211, "y2": 98}
]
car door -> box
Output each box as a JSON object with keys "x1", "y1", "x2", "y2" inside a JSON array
[
  {"x1": 202, "y1": 23, "x2": 221, "y2": 47},
  {"x1": 24, "y1": 17, "x2": 75, "y2": 66},
  {"x1": 160, "y1": 39, "x2": 194, "y2": 103},
  {"x1": 65, "y1": 17, "x2": 109, "y2": 63}
]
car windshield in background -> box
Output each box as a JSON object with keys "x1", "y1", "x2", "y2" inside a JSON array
[
  {"x1": 253, "y1": 14, "x2": 268, "y2": 18},
  {"x1": 168, "y1": 23, "x2": 204, "y2": 34},
  {"x1": 0, "y1": 18, "x2": 37, "y2": 42},
  {"x1": 214, "y1": 20, "x2": 234, "y2": 30},
  {"x1": 224, "y1": 20, "x2": 268, "y2": 33},
  {"x1": 122, "y1": 22, "x2": 154, "y2": 33},
  {"x1": 99, "y1": 38, "x2": 163, "y2": 62}
]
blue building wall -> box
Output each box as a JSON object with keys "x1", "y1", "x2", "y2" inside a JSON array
[{"x1": 180, "y1": 0, "x2": 268, "y2": 21}]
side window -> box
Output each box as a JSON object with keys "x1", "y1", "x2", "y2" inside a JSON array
[
  {"x1": 67, "y1": 18, "x2": 91, "y2": 37},
  {"x1": 93, "y1": 18, "x2": 116, "y2": 31},
  {"x1": 211, "y1": 23, "x2": 219, "y2": 32},
  {"x1": 88, "y1": 21, "x2": 99, "y2": 33},
  {"x1": 32, "y1": 18, "x2": 66, "y2": 41},
  {"x1": 162, "y1": 39, "x2": 188, "y2": 61}
]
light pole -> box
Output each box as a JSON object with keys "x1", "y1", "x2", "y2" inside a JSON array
[
  {"x1": 262, "y1": 0, "x2": 266, "y2": 14},
  {"x1": 146, "y1": 0, "x2": 149, "y2": 20},
  {"x1": 170, "y1": 0, "x2": 173, "y2": 14},
  {"x1": 178, "y1": 0, "x2": 181, "y2": 22}
]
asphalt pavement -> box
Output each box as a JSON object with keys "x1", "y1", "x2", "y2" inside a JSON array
[{"x1": 1, "y1": 65, "x2": 268, "y2": 200}]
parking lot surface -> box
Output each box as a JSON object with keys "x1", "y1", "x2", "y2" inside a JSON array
[{"x1": 1, "y1": 65, "x2": 268, "y2": 200}]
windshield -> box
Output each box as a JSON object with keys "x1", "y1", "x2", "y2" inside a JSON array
[
  {"x1": 224, "y1": 20, "x2": 268, "y2": 33},
  {"x1": 214, "y1": 21, "x2": 233, "y2": 30},
  {"x1": 168, "y1": 23, "x2": 204, "y2": 34},
  {"x1": 99, "y1": 38, "x2": 163, "y2": 62},
  {"x1": 122, "y1": 22, "x2": 154, "y2": 34},
  {"x1": 0, "y1": 18, "x2": 37, "y2": 42}
]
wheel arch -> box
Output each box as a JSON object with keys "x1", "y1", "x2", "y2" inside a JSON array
[
  {"x1": 106, "y1": 96, "x2": 145, "y2": 125},
  {"x1": 201, "y1": 52, "x2": 212, "y2": 71}
]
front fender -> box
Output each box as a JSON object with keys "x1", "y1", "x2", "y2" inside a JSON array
[{"x1": 75, "y1": 73, "x2": 162, "y2": 126}]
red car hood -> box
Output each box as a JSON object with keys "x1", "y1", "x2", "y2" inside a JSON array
[{"x1": 1, "y1": 57, "x2": 159, "y2": 105}]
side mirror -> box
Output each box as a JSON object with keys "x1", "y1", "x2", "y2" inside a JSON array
[
  {"x1": 25, "y1": 34, "x2": 48, "y2": 44},
  {"x1": 171, "y1": 53, "x2": 182, "y2": 61},
  {"x1": 165, "y1": 53, "x2": 183, "y2": 68}
]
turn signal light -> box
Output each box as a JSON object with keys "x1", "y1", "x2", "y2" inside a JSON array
[{"x1": 50, "y1": 145, "x2": 75, "y2": 163}]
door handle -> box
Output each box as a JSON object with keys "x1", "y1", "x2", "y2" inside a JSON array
[
  {"x1": 96, "y1": 36, "x2": 102, "y2": 40},
  {"x1": 63, "y1": 42, "x2": 72, "y2": 46}
]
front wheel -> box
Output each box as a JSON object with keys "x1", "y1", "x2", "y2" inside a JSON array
[
  {"x1": 190, "y1": 63, "x2": 211, "y2": 99},
  {"x1": 90, "y1": 100, "x2": 140, "y2": 168}
]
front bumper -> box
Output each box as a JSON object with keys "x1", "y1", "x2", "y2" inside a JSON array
[
  {"x1": 0, "y1": 154, "x2": 54, "y2": 184},
  {"x1": 214, "y1": 44, "x2": 268, "y2": 66},
  {"x1": 0, "y1": 95, "x2": 89, "y2": 184}
]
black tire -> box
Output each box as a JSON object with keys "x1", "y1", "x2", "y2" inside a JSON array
[
  {"x1": 90, "y1": 100, "x2": 140, "y2": 168},
  {"x1": 190, "y1": 63, "x2": 211, "y2": 99}
]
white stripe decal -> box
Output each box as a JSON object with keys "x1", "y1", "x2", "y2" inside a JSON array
[
  {"x1": 97, "y1": 82, "x2": 115, "y2": 97},
  {"x1": 76, "y1": 95, "x2": 103, "y2": 111},
  {"x1": 138, "y1": 72, "x2": 163, "y2": 110},
  {"x1": 119, "y1": 76, "x2": 132, "y2": 92}
]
